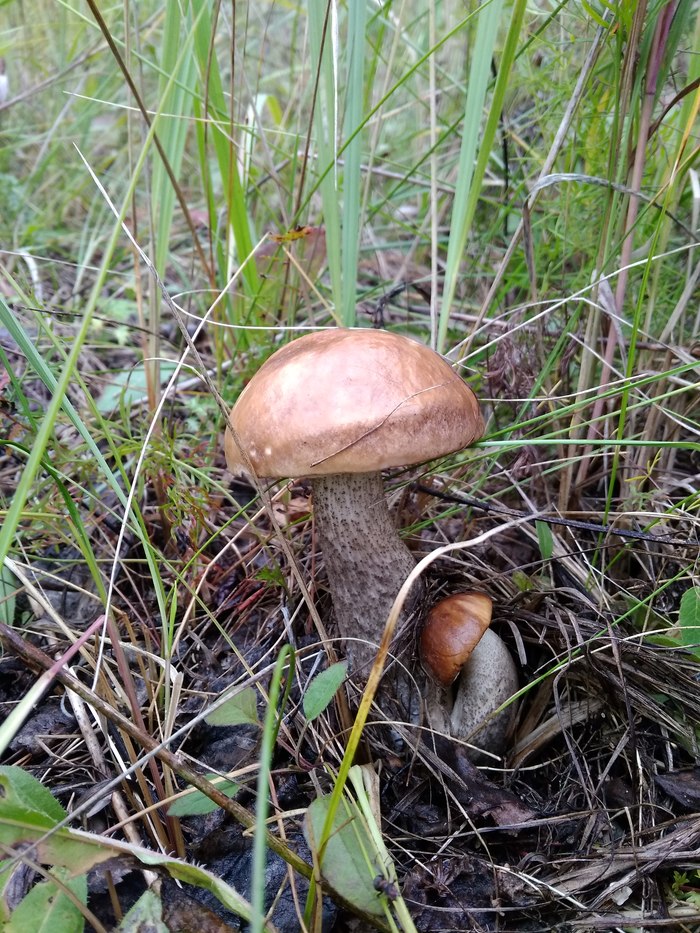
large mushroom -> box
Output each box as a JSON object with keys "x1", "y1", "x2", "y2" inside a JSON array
[{"x1": 224, "y1": 328, "x2": 483, "y2": 711}]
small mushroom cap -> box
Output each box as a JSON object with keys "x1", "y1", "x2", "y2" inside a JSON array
[
  {"x1": 225, "y1": 328, "x2": 484, "y2": 478},
  {"x1": 420, "y1": 593, "x2": 493, "y2": 687}
]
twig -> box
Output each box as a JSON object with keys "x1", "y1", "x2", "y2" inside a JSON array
[{"x1": 417, "y1": 483, "x2": 693, "y2": 546}]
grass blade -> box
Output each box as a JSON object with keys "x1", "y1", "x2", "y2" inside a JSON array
[
  {"x1": 307, "y1": 0, "x2": 343, "y2": 322},
  {"x1": 438, "y1": 0, "x2": 527, "y2": 351},
  {"x1": 339, "y1": 0, "x2": 367, "y2": 325}
]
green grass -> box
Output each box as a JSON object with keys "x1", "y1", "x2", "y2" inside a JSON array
[{"x1": 1, "y1": 1, "x2": 699, "y2": 930}]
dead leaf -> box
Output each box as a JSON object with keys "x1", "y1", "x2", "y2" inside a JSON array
[
  {"x1": 655, "y1": 769, "x2": 700, "y2": 811},
  {"x1": 423, "y1": 734, "x2": 537, "y2": 826}
]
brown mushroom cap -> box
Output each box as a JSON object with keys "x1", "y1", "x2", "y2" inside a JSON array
[
  {"x1": 420, "y1": 593, "x2": 493, "y2": 687},
  {"x1": 225, "y1": 328, "x2": 484, "y2": 478}
]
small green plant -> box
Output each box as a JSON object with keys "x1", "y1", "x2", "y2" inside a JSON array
[
  {"x1": 677, "y1": 588, "x2": 700, "y2": 658},
  {"x1": 0, "y1": 765, "x2": 263, "y2": 930},
  {"x1": 671, "y1": 871, "x2": 700, "y2": 909}
]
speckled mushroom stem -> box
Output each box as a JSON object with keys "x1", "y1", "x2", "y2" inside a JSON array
[{"x1": 311, "y1": 472, "x2": 422, "y2": 694}]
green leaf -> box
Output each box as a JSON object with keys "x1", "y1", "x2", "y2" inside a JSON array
[
  {"x1": 255, "y1": 565, "x2": 287, "y2": 588},
  {"x1": 205, "y1": 687, "x2": 260, "y2": 727},
  {"x1": 0, "y1": 793, "x2": 258, "y2": 925},
  {"x1": 168, "y1": 775, "x2": 240, "y2": 817},
  {"x1": 304, "y1": 795, "x2": 384, "y2": 918},
  {"x1": 0, "y1": 562, "x2": 17, "y2": 627},
  {"x1": 4, "y1": 868, "x2": 87, "y2": 933},
  {"x1": 512, "y1": 570, "x2": 534, "y2": 592},
  {"x1": 0, "y1": 858, "x2": 15, "y2": 923},
  {"x1": 339, "y1": 0, "x2": 367, "y2": 325},
  {"x1": 535, "y1": 521, "x2": 554, "y2": 562},
  {"x1": 0, "y1": 297, "x2": 128, "y2": 511},
  {"x1": 303, "y1": 663, "x2": 348, "y2": 721},
  {"x1": 678, "y1": 588, "x2": 700, "y2": 652},
  {"x1": 143, "y1": 856, "x2": 256, "y2": 923},
  {"x1": 0, "y1": 766, "x2": 67, "y2": 823},
  {"x1": 189, "y1": 0, "x2": 260, "y2": 297},
  {"x1": 115, "y1": 889, "x2": 168, "y2": 933},
  {"x1": 251, "y1": 644, "x2": 295, "y2": 933},
  {"x1": 0, "y1": 815, "x2": 111, "y2": 878},
  {"x1": 307, "y1": 0, "x2": 343, "y2": 322},
  {"x1": 97, "y1": 361, "x2": 179, "y2": 413},
  {"x1": 581, "y1": 0, "x2": 611, "y2": 29}
]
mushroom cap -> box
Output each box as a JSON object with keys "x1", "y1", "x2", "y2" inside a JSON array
[
  {"x1": 420, "y1": 592, "x2": 493, "y2": 687},
  {"x1": 225, "y1": 328, "x2": 484, "y2": 478}
]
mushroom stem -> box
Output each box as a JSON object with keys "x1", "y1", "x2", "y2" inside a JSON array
[
  {"x1": 420, "y1": 594, "x2": 518, "y2": 756},
  {"x1": 424, "y1": 629, "x2": 518, "y2": 757},
  {"x1": 311, "y1": 472, "x2": 422, "y2": 683},
  {"x1": 449, "y1": 629, "x2": 518, "y2": 754}
]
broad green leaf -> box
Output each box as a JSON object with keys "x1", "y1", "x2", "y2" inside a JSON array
[
  {"x1": 0, "y1": 858, "x2": 14, "y2": 923},
  {"x1": 205, "y1": 687, "x2": 260, "y2": 727},
  {"x1": 678, "y1": 588, "x2": 700, "y2": 651},
  {"x1": 0, "y1": 810, "x2": 257, "y2": 924},
  {"x1": 303, "y1": 663, "x2": 348, "y2": 721},
  {"x1": 141, "y1": 855, "x2": 256, "y2": 923},
  {"x1": 304, "y1": 795, "x2": 383, "y2": 918},
  {"x1": 0, "y1": 766, "x2": 259, "y2": 924},
  {"x1": 116, "y1": 889, "x2": 168, "y2": 933},
  {"x1": 0, "y1": 766, "x2": 67, "y2": 823},
  {"x1": 0, "y1": 817, "x2": 112, "y2": 877},
  {"x1": 168, "y1": 776, "x2": 240, "y2": 817},
  {"x1": 4, "y1": 868, "x2": 87, "y2": 933},
  {"x1": 97, "y1": 361, "x2": 179, "y2": 413}
]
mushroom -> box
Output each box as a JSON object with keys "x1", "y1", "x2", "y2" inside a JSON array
[
  {"x1": 420, "y1": 593, "x2": 518, "y2": 755},
  {"x1": 224, "y1": 328, "x2": 483, "y2": 702}
]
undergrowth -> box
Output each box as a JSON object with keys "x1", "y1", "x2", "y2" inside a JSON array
[{"x1": 0, "y1": 1, "x2": 699, "y2": 931}]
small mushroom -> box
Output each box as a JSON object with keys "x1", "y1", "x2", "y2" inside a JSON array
[
  {"x1": 420, "y1": 593, "x2": 518, "y2": 755},
  {"x1": 225, "y1": 329, "x2": 483, "y2": 698}
]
